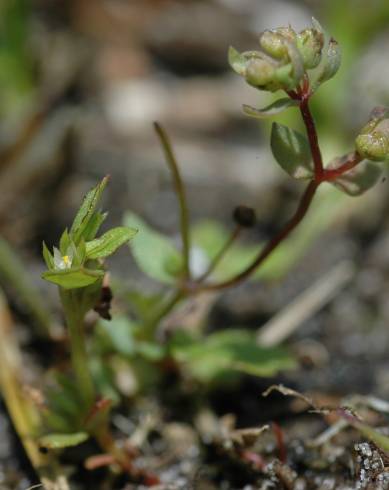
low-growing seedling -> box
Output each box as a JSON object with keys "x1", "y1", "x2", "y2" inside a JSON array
[{"x1": 38, "y1": 18, "x2": 389, "y2": 484}]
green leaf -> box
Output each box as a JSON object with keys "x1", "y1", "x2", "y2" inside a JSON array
[
  {"x1": 243, "y1": 98, "x2": 299, "y2": 118},
  {"x1": 311, "y1": 17, "x2": 324, "y2": 35},
  {"x1": 99, "y1": 316, "x2": 136, "y2": 356},
  {"x1": 98, "y1": 316, "x2": 166, "y2": 360},
  {"x1": 271, "y1": 122, "x2": 313, "y2": 179},
  {"x1": 83, "y1": 211, "x2": 108, "y2": 241},
  {"x1": 86, "y1": 226, "x2": 138, "y2": 260},
  {"x1": 70, "y1": 176, "x2": 109, "y2": 244},
  {"x1": 228, "y1": 46, "x2": 247, "y2": 76},
  {"x1": 312, "y1": 37, "x2": 341, "y2": 90},
  {"x1": 42, "y1": 267, "x2": 104, "y2": 289},
  {"x1": 283, "y1": 39, "x2": 304, "y2": 88},
  {"x1": 59, "y1": 229, "x2": 70, "y2": 255},
  {"x1": 125, "y1": 290, "x2": 164, "y2": 322},
  {"x1": 42, "y1": 241, "x2": 54, "y2": 269},
  {"x1": 39, "y1": 432, "x2": 89, "y2": 450},
  {"x1": 330, "y1": 159, "x2": 382, "y2": 196},
  {"x1": 124, "y1": 212, "x2": 183, "y2": 284},
  {"x1": 170, "y1": 329, "x2": 296, "y2": 383}
]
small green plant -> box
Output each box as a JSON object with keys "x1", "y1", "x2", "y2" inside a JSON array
[
  {"x1": 39, "y1": 17, "x2": 389, "y2": 482},
  {"x1": 40, "y1": 176, "x2": 139, "y2": 469},
  {"x1": 120, "y1": 19, "x2": 388, "y2": 383}
]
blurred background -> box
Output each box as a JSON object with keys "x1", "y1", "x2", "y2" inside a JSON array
[
  {"x1": 2, "y1": 1, "x2": 389, "y2": 487},
  {"x1": 1, "y1": 0, "x2": 389, "y2": 396}
]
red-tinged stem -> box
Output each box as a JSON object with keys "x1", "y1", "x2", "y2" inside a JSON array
[
  {"x1": 272, "y1": 422, "x2": 287, "y2": 464},
  {"x1": 288, "y1": 78, "x2": 323, "y2": 180},
  {"x1": 300, "y1": 97, "x2": 324, "y2": 179},
  {"x1": 319, "y1": 152, "x2": 362, "y2": 182},
  {"x1": 192, "y1": 180, "x2": 319, "y2": 292}
]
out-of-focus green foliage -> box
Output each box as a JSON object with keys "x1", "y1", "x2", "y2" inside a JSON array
[
  {"x1": 125, "y1": 211, "x2": 184, "y2": 284},
  {"x1": 0, "y1": 0, "x2": 34, "y2": 114},
  {"x1": 169, "y1": 329, "x2": 296, "y2": 383}
]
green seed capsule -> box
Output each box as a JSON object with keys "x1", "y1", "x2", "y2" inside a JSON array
[
  {"x1": 355, "y1": 117, "x2": 389, "y2": 162},
  {"x1": 245, "y1": 58, "x2": 277, "y2": 88},
  {"x1": 297, "y1": 28, "x2": 324, "y2": 69},
  {"x1": 260, "y1": 30, "x2": 289, "y2": 60}
]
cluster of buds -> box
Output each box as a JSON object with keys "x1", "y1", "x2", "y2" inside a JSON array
[
  {"x1": 229, "y1": 20, "x2": 326, "y2": 92},
  {"x1": 355, "y1": 107, "x2": 389, "y2": 162}
]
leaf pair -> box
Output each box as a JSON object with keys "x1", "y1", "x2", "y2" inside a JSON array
[{"x1": 271, "y1": 123, "x2": 382, "y2": 195}]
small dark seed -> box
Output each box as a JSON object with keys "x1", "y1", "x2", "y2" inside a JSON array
[{"x1": 233, "y1": 205, "x2": 256, "y2": 228}]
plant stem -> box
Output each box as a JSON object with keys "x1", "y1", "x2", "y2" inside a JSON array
[
  {"x1": 320, "y1": 152, "x2": 362, "y2": 182},
  {"x1": 60, "y1": 290, "x2": 95, "y2": 409},
  {"x1": 145, "y1": 289, "x2": 185, "y2": 336},
  {"x1": 197, "y1": 225, "x2": 242, "y2": 282},
  {"x1": 300, "y1": 97, "x2": 324, "y2": 179},
  {"x1": 154, "y1": 122, "x2": 191, "y2": 280},
  {"x1": 193, "y1": 180, "x2": 319, "y2": 292}
]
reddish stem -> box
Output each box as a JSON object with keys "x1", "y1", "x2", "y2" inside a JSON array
[
  {"x1": 193, "y1": 180, "x2": 318, "y2": 292},
  {"x1": 319, "y1": 152, "x2": 362, "y2": 182},
  {"x1": 300, "y1": 98, "x2": 324, "y2": 179},
  {"x1": 190, "y1": 79, "x2": 354, "y2": 293},
  {"x1": 272, "y1": 422, "x2": 287, "y2": 464}
]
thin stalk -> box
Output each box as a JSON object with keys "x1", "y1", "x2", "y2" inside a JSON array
[
  {"x1": 321, "y1": 152, "x2": 362, "y2": 182},
  {"x1": 144, "y1": 289, "x2": 184, "y2": 336},
  {"x1": 60, "y1": 290, "x2": 95, "y2": 409},
  {"x1": 300, "y1": 98, "x2": 324, "y2": 179},
  {"x1": 194, "y1": 181, "x2": 319, "y2": 292},
  {"x1": 154, "y1": 123, "x2": 191, "y2": 280},
  {"x1": 197, "y1": 225, "x2": 242, "y2": 282}
]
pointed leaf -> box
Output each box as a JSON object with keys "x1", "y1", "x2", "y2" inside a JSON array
[
  {"x1": 311, "y1": 17, "x2": 324, "y2": 35},
  {"x1": 124, "y1": 212, "x2": 183, "y2": 284},
  {"x1": 283, "y1": 38, "x2": 304, "y2": 88},
  {"x1": 42, "y1": 241, "x2": 54, "y2": 269},
  {"x1": 59, "y1": 229, "x2": 70, "y2": 255},
  {"x1": 330, "y1": 159, "x2": 382, "y2": 196},
  {"x1": 70, "y1": 176, "x2": 109, "y2": 243},
  {"x1": 271, "y1": 123, "x2": 313, "y2": 179},
  {"x1": 39, "y1": 432, "x2": 89, "y2": 450},
  {"x1": 86, "y1": 226, "x2": 138, "y2": 260},
  {"x1": 42, "y1": 267, "x2": 104, "y2": 289},
  {"x1": 243, "y1": 98, "x2": 299, "y2": 118},
  {"x1": 228, "y1": 46, "x2": 247, "y2": 76},
  {"x1": 312, "y1": 37, "x2": 341, "y2": 90},
  {"x1": 83, "y1": 211, "x2": 108, "y2": 241}
]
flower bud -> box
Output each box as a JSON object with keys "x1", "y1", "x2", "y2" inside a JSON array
[
  {"x1": 355, "y1": 109, "x2": 389, "y2": 162},
  {"x1": 297, "y1": 28, "x2": 324, "y2": 69},
  {"x1": 245, "y1": 58, "x2": 278, "y2": 90},
  {"x1": 260, "y1": 30, "x2": 290, "y2": 60},
  {"x1": 233, "y1": 205, "x2": 256, "y2": 228}
]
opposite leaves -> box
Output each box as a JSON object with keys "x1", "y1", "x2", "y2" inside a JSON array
[{"x1": 271, "y1": 122, "x2": 313, "y2": 179}]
